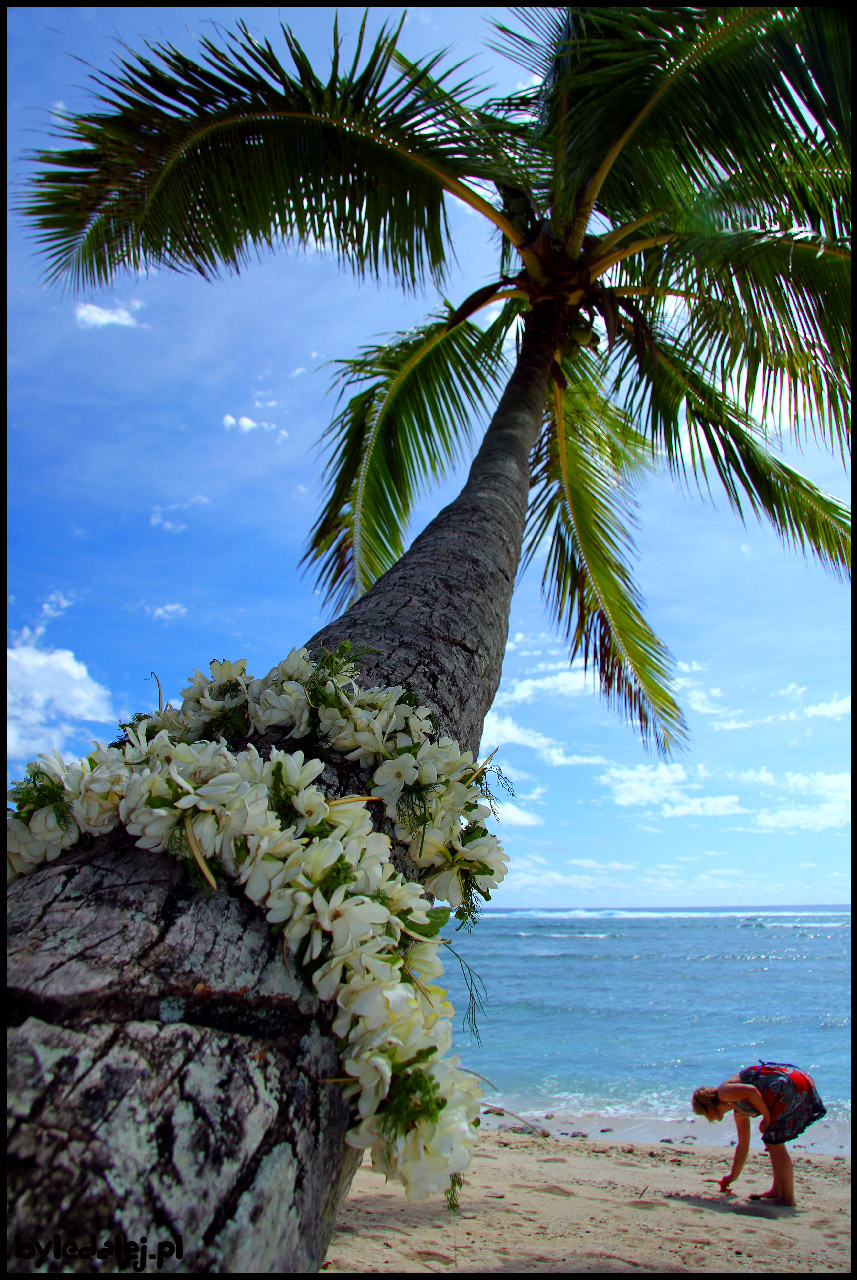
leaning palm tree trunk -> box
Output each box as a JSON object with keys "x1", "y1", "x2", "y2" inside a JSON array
[
  {"x1": 6, "y1": 301, "x2": 564, "y2": 1273},
  {"x1": 308, "y1": 298, "x2": 568, "y2": 754}
]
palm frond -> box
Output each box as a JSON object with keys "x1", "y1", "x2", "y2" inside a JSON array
[
  {"x1": 492, "y1": 8, "x2": 851, "y2": 253},
  {"x1": 525, "y1": 361, "x2": 687, "y2": 756},
  {"x1": 612, "y1": 331, "x2": 851, "y2": 580},
  {"x1": 303, "y1": 301, "x2": 522, "y2": 613},
  {"x1": 602, "y1": 226, "x2": 851, "y2": 457},
  {"x1": 20, "y1": 16, "x2": 518, "y2": 291}
]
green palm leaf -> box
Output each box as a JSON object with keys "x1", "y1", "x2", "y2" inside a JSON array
[
  {"x1": 603, "y1": 226, "x2": 851, "y2": 456},
  {"x1": 20, "y1": 15, "x2": 518, "y2": 291},
  {"x1": 524, "y1": 361, "x2": 687, "y2": 754},
  {"x1": 304, "y1": 301, "x2": 521, "y2": 613},
  {"x1": 612, "y1": 329, "x2": 851, "y2": 579},
  {"x1": 494, "y1": 8, "x2": 850, "y2": 254}
]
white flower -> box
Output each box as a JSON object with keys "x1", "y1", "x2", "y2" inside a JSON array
[
  {"x1": 421, "y1": 866, "x2": 465, "y2": 907},
  {"x1": 300, "y1": 836, "x2": 348, "y2": 884},
  {"x1": 263, "y1": 750, "x2": 325, "y2": 793},
  {"x1": 242, "y1": 853, "x2": 289, "y2": 906},
  {"x1": 32, "y1": 749, "x2": 72, "y2": 783},
  {"x1": 265, "y1": 885, "x2": 313, "y2": 927},
  {"x1": 336, "y1": 970, "x2": 417, "y2": 1031},
  {"x1": 326, "y1": 798, "x2": 374, "y2": 843},
  {"x1": 7, "y1": 814, "x2": 70, "y2": 878},
  {"x1": 371, "y1": 754, "x2": 418, "y2": 807},
  {"x1": 210, "y1": 658, "x2": 248, "y2": 683},
  {"x1": 348, "y1": 832, "x2": 393, "y2": 894},
  {"x1": 70, "y1": 767, "x2": 127, "y2": 836},
  {"x1": 312, "y1": 884, "x2": 391, "y2": 955},
  {"x1": 342, "y1": 711, "x2": 392, "y2": 763},
  {"x1": 271, "y1": 647, "x2": 315, "y2": 684},
  {"x1": 119, "y1": 770, "x2": 181, "y2": 851},
  {"x1": 253, "y1": 682, "x2": 311, "y2": 735},
  {"x1": 292, "y1": 786, "x2": 329, "y2": 828},
  {"x1": 28, "y1": 805, "x2": 79, "y2": 849},
  {"x1": 398, "y1": 824, "x2": 449, "y2": 867},
  {"x1": 343, "y1": 1051, "x2": 394, "y2": 1116}
]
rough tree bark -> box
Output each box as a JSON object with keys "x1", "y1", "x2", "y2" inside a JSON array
[{"x1": 7, "y1": 298, "x2": 567, "y2": 1273}]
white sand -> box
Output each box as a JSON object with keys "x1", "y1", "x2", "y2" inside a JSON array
[{"x1": 324, "y1": 1118, "x2": 851, "y2": 1273}]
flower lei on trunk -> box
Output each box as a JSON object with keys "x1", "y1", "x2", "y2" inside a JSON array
[{"x1": 7, "y1": 643, "x2": 508, "y2": 1206}]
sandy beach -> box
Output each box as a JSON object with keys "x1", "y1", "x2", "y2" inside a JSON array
[{"x1": 324, "y1": 1115, "x2": 851, "y2": 1273}]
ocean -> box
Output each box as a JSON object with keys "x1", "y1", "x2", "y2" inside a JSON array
[{"x1": 441, "y1": 906, "x2": 850, "y2": 1130}]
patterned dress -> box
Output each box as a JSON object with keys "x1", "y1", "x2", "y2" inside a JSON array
[{"x1": 733, "y1": 1062, "x2": 827, "y2": 1145}]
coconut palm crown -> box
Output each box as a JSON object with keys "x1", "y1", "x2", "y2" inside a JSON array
[{"x1": 22, "y1": 6, "x2": 851, "y2": 757}]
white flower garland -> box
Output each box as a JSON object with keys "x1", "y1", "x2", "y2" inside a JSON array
[{"x1": 7, "y1": 646, "x2": 508, "y2": 1204}]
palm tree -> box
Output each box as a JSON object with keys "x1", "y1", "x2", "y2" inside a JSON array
[{"x1": 10, "y1": 7, "x2": 850, "y2": 1270}]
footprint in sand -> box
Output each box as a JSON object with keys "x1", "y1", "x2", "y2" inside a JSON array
[
  {"x1": 408, "y1": 1250, "x2": 455, "y2": 1264},
  {"x1": 511, "y1": 1182, "x2": 576, "y2": 1197}
]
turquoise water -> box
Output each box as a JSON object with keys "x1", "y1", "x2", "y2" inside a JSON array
[{"x1": 442, "y1": 906, "x2": 850, "y2": 1124}]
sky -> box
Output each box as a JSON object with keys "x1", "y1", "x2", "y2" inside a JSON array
[{"x1": 7, "y1": 6, "x2": 851, "y2": 908}]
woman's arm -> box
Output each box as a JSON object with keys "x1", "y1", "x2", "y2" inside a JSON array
[
  {"x1": 718, "y1": 1112, "x2": 752, "y2": 1191},
  {"x1": 717, "y1": 1083, "x2": 772, "y2": 1130}
]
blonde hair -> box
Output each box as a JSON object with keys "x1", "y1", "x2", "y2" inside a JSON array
[{"x1": 692, "y1": 1086, "x2": 721, "y2": 1120}]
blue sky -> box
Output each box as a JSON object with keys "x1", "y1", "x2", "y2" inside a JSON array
[{"x1": 7, "y1": 6, "x2": 851, "y2": 907}]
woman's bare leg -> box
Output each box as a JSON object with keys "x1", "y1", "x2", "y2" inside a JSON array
[{"x1": 766, "y1": 1144, "x2": 795, "y2": 1205}]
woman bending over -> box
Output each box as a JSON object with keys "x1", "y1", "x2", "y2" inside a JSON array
[{"x1": 692, "y1": 1061, "x2": 826, "y2": 1206}]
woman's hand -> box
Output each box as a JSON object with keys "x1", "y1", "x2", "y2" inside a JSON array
[
  {"x1": 718, "y1": 1175, "x2": 734, "y2": 1193},
  {"x1": 759, "y1": 1115, "x2": 771, "y2": 1136}
]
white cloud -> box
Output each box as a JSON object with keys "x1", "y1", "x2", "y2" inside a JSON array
[
  {"x1": 481, "y1": 712, "x2": 608, "y2": 768},
  {"x1": 661, "y1": 795, "x2": 748, "y2": 818},
  {"x1": 495, "y1": 801, "x2": 544, "y2": 827},
  {"x1": 498, "y1": 763, "x2": 537, "y2": 784},
  {"x1": 150, "y1": 512, "x2": 186, "y2": 533},
  {"x1": 567, "y1": 858, "x2": 638, "y2": 871},
  {"x1": 40, "y1": 591, "x2": 73, "y2": 621},
  {"x1": 752, "y1": 771, "x2": 850, "y2": 832},
  {"x1": 223, "y1": 413, "x2": 279, "y2": 433},
  {"x1": 150, "y1": 495, "x2": 210, "y2": 534},
  {"x1": 734, "y1": 767, "x2": 776, "y2": 786},
  {"x1": 599, "y1": 763, "x2": 749, "y2": 820},
  {"x1": 598, "y1": 763, "x2": 689, "y2": 807},
  {"x1": 676, "y1": 681, "x2": 728, "y2": 715},
  {"x1": 290, "y1": 367, "x2": 307, "y2": 378},
  {"x1": 493, "y1": 668, "x2": 591, "y2": 706},
  {"x1": 74, "y1": 302, "x2": 140, "y2": 329},
  {"x1": 148, "y1": 603, "x2": 187, "y2": 622},
  {"x1": 7, "y1": 643, "x2": 115, "y2": 762},
  {"x1": 518, "y1": 785, "x2": 548, "y2": 803},
  {"x1": 713, "y1": 690, "x2": 850, "y2": 732},
  {"x1": 776, "y1": 682, "x2": 807, "y2": 701},
  {"x1": 754, "y1": 806, "x2": 847, "y2": 830},
  {"x1": 805, "y1": 693, "x2": 850, "y2": 720}
]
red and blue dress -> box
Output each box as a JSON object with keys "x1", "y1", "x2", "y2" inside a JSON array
[{"x1": 734, "y1": 1062, "x2": 827, "y2": 1145}]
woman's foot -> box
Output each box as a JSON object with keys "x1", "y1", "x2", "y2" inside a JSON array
[{"x1": 749, "y1": 1189, "x2": 795, "y2": 1206}]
